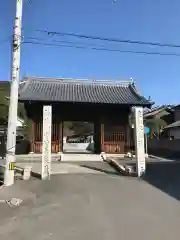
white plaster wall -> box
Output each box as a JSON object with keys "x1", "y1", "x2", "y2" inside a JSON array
[{"x1": 63, "y1": 142, "x2": 94, "y2": 152}]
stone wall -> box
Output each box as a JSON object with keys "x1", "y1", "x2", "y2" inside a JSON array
[{"x1": 148, "y1": 139, "x2": 180, "y2": 159}]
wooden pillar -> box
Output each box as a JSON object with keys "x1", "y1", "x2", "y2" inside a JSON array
[
  {"x1": 33, "y1": 121, "x2": 43, "y2": 153},
  {"x1": 100, "y1": 123, "x2": 104, "y2": 152},
  {"x1": 59, "y1": 121, "x2": 63, "y2": 152},
  {"x1": 30, "y1": 120, "x2": 35, "y2": 153},
  {"x1": 130, "y1": 126, "x2": 135, "y2": 152},
  {"x1": 94, "y1": 121, "x2": 101, "y2": 154},
  {"x1": 125, "y1": 125, "x2": 130, "y2": 153}
]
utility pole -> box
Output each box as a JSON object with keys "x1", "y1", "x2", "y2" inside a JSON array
[{"x1": 4, "y1": 0, "x2": 23, "y2": 186}]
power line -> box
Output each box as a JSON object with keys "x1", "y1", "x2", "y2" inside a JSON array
[
  {"x1": 35, "y1": 29, "x2": 180, "y2": 49},
  {"x1": 23, "y1": 40, "x2": 180, "y2": 57},
  {"x1": 0, "y1": 37, "x2": 10, "y2": 44},
  {"x1": 24, "y1": 36, "x2": 108, "y2": 48}
]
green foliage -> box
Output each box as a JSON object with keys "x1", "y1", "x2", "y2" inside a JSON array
[
  {"x1": 63, "y1": 121, "x2": 73, "y2": 128},
  {"x1": 129, "y1": 111, "x2": 167, "y2": 138},
  {"x1": 64, "y1": 121, "x2": 94, "y2": 136},
  {"x1": 0, "y1": 81, "x2": 26, "y2": 121},
  {"x1": 71, "y1": 122, "x2": 93, "y2": 135},
  {"x1": 144, "y1": 118, "x2": 167, "y2": 138},
  {"x1": 0, "y1": 82, "x2": 9, "y2": 120}
]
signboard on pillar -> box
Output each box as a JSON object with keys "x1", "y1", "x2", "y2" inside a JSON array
[
  {"x1": 42, "y1": 105, "x2": 52, "y2": 180},
  {"x1": 133, "y1": 107, "x2": 145, "y2": 177}
]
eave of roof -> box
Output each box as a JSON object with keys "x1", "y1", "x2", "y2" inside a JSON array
[
  {"x1": 18, "y1": 76, "x2": 152, "y2": 106},
  {"x1": 164, "y1": 120, "x2": 180, "y2": 129},
  {"x1": 170, "y1": 104, "x2": 180, "y2": 111}
]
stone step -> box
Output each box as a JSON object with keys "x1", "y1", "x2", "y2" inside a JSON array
[
  {"x1": 15, "y1": 154, "x2": 60, "y2": 163},
  {"x1": 61, "y1": 154, "x2": 102, "y2": 162},
  {"x1": 15, "y1": 154, "x2": 103, "y2": 162}
]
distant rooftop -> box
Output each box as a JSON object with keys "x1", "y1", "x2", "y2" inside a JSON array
[
  {"x1": 164, "y1": 120, "x2": 180, "y2": 129},
  {"x1": 143, "y1": 104, "x2": 176, "y2": 117}
]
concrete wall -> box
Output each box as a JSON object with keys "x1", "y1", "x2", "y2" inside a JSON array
[
  {"x1": 174, "y1": 106, "x2": 180, "y2": 121},
  {"x1": 169, "y1": 128, "x2": 180, "y2": 139},
  {"x1": 148, "y1": 139, "x2": 180, "y2": 159}
]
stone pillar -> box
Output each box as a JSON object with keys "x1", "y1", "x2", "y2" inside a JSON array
[
  {"x1": 133, "y1": 107, "x2": 145, "y2": 177},
  {"x1": 42, "y1": 105, "x2": 52, "y2": 180}
]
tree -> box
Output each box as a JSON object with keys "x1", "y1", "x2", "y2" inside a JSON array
[
  {"x1": 69, "y1": 122, "x2": 93, "y2": 136},
  {"x1": 129, "y1": 111, "x2": 167, "y2": 138},
  {"x1": 144, "y1": 118, "x2": 166, "y2": 138},
  {"x1": 0, "y1": 81, "x2": 26, "y2": 121}
]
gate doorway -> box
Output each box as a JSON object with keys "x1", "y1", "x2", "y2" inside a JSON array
[{"x1": 63, "y1": 121, "x2": 94, "y2": 154}]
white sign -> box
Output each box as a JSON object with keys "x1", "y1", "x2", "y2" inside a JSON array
[
  {"x1": 133, "y1": 107, "x2": 145, "y2": 177},
  {"x1": 42, "y1": 105, "x2": 52, "y2": 180}
]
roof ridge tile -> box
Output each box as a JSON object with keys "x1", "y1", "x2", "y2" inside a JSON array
[
  {"x1": 25, "y1": 76, "x2": 133, "y2": 87},
  {"x1": 19, "y1": 76, "x2": 152, "y2": 106}
]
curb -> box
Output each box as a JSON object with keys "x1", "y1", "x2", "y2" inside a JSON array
[
  {"x1": 148, "y1": 155, "x2": 171, "y2": 161},
  {"x1": 148, "y1": 155, "x2": 160, "y2": 159}
]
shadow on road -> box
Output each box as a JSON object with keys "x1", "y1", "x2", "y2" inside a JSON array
[
  {"x1": 82, "y1": 158, "x2": 180, "y2": 202},
  {"x1": 143, "y1": 161, "x2": 180, "y2": 201},
  {"x1": 79, "y1": 162, "x2": 120, "y2": 176}
]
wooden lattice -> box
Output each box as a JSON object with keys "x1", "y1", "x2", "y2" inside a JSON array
[
  {"x1": 103, "y1": 124, "x2": 126, "y2": 153},
  {"x1": 33, "y1": 122, "x2": 62, "y2": 153}
]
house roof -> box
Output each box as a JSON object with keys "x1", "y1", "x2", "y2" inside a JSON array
[
  {"x1": 143, "y1": 105, "x2": 175, "y2": 118},
  {"x1": 164, "y1": 120, "x2": 180, "y2": 129},
  {"x1": 18, "y1": 76, "x2": 152, "y2": 106},
  {"x1": 170, "y1": 104, "x2": 180, "y2": 110}
]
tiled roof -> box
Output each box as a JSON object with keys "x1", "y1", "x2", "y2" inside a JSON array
[{"x1": 18, "y1": 77, "x2": 152, "y2": 106}]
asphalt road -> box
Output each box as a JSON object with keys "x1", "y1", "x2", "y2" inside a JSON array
[{"x1": 0, "y1": 166, "x2": 180, "y2": 240}]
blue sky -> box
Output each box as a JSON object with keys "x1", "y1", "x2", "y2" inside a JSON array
[{"x1": 1, "y1": 0, "x2": 180, "y2": 105}]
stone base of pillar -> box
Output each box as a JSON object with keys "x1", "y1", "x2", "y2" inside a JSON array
[
  {"x1": 23, "y1": 166, "x2": 32, "y2": 180},
  {"x1": 100, "y1": 152, "x2": 106, "y2": 161},
  {"x1": 57, "y1": 152, "x2": 63, "y2": 161}
]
